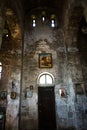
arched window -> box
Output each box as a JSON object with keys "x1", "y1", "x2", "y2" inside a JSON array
[
  {"x1": 51, "y1": 19, "x2": 55, "y2": 27},
  {"x1": 38, "y1": 72, "x2": 54, "y2": 85},
  {"x1": 0, "y1": 62, "x2": 2, "y2": 79},
  {"x1": 32, "y1": 19, "x2": 36, "y2": 27}
]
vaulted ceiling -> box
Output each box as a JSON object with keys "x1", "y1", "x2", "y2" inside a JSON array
[
  {"x1": 1, "y1": 0, "x2": 87, "y2": 43},
  {"x1": 4, "y1": 0, "x2": 67, "y2": 24}
]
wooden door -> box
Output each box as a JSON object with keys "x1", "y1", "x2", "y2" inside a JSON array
[{"x1": 38, "y1": 86, "x2": 56, "y2": 130}]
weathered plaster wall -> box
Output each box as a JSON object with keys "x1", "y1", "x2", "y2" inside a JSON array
[
  {"x1": 0, "y1": 1, "x2": 87, "y2": 130},
  {"x1": 0, "y1": 8, "x2": 22, "y2": 130},
  {"x1": 0, "y1": 47, "x2": 22, "y2": 130},
  {"x1": 20, "y1": 8, "x2": 87, "y2": 130}
]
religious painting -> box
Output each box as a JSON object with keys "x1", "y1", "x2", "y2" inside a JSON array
[
  {"x1": 59, "y1": 88, "x2": 67, "y2": 98},
  {"x1": 74, "y1": 83, "x2": 85, "y2": 102},
  {"x1": 39, "y1": 53, "x2": 52, "y2": 68},
  {"x1": 25, "y1": 91, "x2": 33, "y2": 98},
  {"x1": 24, "y1": 86, "x2": 33, "y2": 98},
  {"x1": 75, "y1": 83, "x2": 84, "y2": 95},
  {"x1": 0, "y1": 91, "x2": 7, "y2": 100},
  {"x1": 10, "y1": 92, "x2": 17, "y2": 99}
]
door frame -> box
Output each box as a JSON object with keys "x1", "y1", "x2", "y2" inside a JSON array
[
  {"x1": 37, "y1": 72, "x2": 56, "y2": 130},
  {"x1": 38, "y1": 86, "x2": 56, "y2": 130}
]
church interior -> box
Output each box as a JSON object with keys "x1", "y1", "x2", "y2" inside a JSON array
[{"x1": 0, "y1": 0, "x2": 87, "y2": 130}]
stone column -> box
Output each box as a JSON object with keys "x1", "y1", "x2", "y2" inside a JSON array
[
  {"x1": 0, "y1": 0, "x2": 5, "y2": 49},
  {"x1": 0, "y1": 16, "x2": 5, "y2": 49}
]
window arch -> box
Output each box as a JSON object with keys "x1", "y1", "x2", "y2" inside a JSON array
[{"x1": 38, "y1": 72, "x2": 54, "y2": 85}]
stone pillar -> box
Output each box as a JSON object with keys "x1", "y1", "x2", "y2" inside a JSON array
[
  {"x1": 0, "y1": 16, "x2": 4, "y2": 48},
  {"x1": 0, "y1": 0, "x2": 5, "y2": 49},
  {"x1": 83, "y1": 1, "x2": 87, "y2": 22}
]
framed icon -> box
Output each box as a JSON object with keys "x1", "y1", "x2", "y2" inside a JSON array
[
  {"x1": 59, "y1": 88, "x2": 67, "y2": 98},
  {"x1": 75, "y1": 83, "x2": 84, "y2": 95},
  {"x1": 25, "y1": 91, "x2": 33, "y2": 98},
  {"x1": 24, "y1": 86, "x2": 33, "y2": 98},
  {"x1": 39, "y1": 53, "x2": 52, "y2": 68},
  {"x1": 10, "y1": 92, "x2": 17, "y2": 99},
  {"x1": 0, "y1": 91, "x2": 7, "y2": 100}
]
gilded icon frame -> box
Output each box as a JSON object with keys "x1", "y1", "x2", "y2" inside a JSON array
[
  {"x1": 39, "y1": 53, "x2": 52, "y2": 68},
  {"x1": 10, "y1": 92, "x2": 17, "y2": 99},
  {"x1": 0, "y1": 91, "x2": 7, "y2": 100}
]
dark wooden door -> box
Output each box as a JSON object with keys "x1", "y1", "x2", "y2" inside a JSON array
[{"x1": 38, "y1": 86, "x2": 56, "y2": 130}]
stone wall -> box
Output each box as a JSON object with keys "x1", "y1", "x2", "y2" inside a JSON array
[
  {"x1": 20, "y1": 8, "x2": 87, "y2": 130},
  {"x1": 0, "y1": 2, "x2": 87, "y2": 130}
]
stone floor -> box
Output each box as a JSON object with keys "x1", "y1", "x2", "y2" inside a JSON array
[{"x1": 57, "y1": 127, "x2": 75, "y2": 130}]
